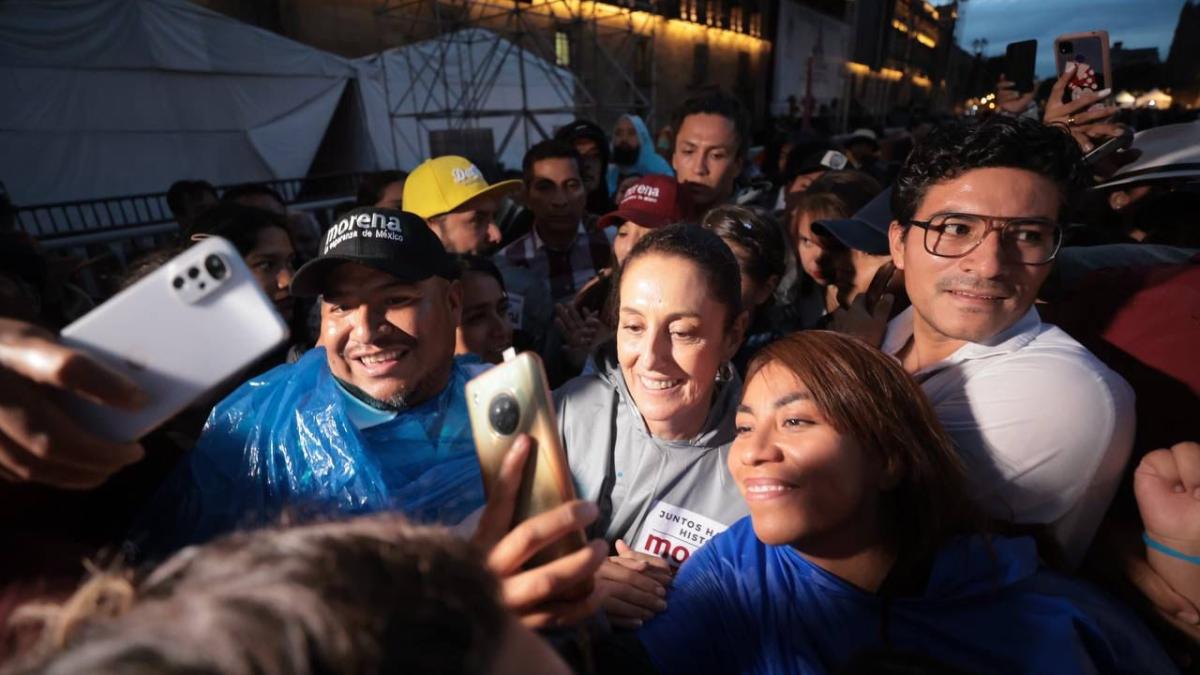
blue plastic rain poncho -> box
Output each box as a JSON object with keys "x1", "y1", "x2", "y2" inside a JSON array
[
  {"x1": 132, "y1": 348, "x2": 486, "y2": 557},
  {"x1": 606, "y1": 114, "x2": 674, "y2": 196},
  {"x1": 639, "y1": 519, "x2": 1177, "y2": 674}
]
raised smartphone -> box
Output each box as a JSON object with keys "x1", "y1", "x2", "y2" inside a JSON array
[
  {"x1": 58, "y1": 236, "x2": 289, "y2": 442},
  {"x1": 466, "y1": 349, "x2": 585, "y2": 567},
  {"x1": 1005, "y1": 39, "x2": 1037, "y2": 94},
  {"x1": 1054, "y1": 31, "x2": 1111, "y2": 103},
  {"x1": 1084, "y1": 125, "x2": 1134, "y2": 167}
]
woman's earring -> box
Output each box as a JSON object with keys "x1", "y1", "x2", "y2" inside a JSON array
[{"x1": 716, "y1": 361, "x2": 735, "y2": 383}]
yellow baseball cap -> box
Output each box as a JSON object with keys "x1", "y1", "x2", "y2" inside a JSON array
[{"x1": 402, "y1": 156, "x2": 523, "y2": 219}]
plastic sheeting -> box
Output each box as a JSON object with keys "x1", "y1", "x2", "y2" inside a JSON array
[
  {"x1": 131, "y1": 348, "x2": 486, "y2": 558},
  {"x1": 357, "y1": 28, "x2": 577, "y2": 173},
  {"x1": 0, "y1": 0, "x2": 363, "y2": 205}
]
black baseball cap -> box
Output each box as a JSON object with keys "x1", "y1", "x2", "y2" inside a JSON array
[
  {"x1": 290, "y1": 207, "x2": 460, "y2": 297},
  {"x1": 812, "y1": 187, "x2": 893, "y2": 256}
]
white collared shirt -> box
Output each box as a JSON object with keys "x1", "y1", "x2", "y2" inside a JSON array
[{"x1": 882, "y1": 306, "x2": 1135, "y2": 568}]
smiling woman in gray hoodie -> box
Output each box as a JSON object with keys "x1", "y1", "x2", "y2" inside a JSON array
[{"x1": 555, "y1": 225, "x2": 751, "y2": 629}]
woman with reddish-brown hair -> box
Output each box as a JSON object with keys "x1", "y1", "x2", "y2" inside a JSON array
[{"x1": 634, "y1": 331, "x2": 1174, "y2": 674}]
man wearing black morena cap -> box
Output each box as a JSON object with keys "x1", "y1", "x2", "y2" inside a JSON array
[{"x1": 137, "y1": 207, "x2": 486, "y2": 554}]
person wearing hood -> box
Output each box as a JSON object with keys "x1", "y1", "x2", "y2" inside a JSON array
[
  {"x1": 555, "y1": 224, "x2": 748, "y2": 630},
  {"x1": 607, "y1": 114, "x2": 674, "y2": 198},
  {"x1": 634, "y1": 331, "x2": 1174, "y2": 674}
]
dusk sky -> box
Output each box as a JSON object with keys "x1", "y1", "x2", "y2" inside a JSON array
[{"x1": 954, "y1": 0, "x2": 1189, "y2": 78}]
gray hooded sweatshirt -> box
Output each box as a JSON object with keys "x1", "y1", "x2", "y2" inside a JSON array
[{"x1": 555, "y1": 348, "x2": 749, "y2": 566}]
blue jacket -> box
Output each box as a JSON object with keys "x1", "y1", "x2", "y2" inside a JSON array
[
  {"x1": 606, "y1": 114, "x2": 674, "y2": 196},
  {"x1": 639, "y1": 518, "x2": 1175, "y2": 674},
  {"x1": 132, "y1": 349, "x2": 485, "y2": 557}
]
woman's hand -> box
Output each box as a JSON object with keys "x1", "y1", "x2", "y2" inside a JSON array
[
  {"x1": 473, "y1": 434, "x2": 608, "y2": 629},
  {"x1": 595, "y1": 539, "x2": 673, "y2": 629},
  {"x1": 1043, "y1": 62, "x2": 1122, "y2": 154}
]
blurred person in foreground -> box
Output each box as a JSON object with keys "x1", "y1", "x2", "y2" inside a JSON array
[
  {"x1": 628, "y1": 331, "x2": 1173, "y2": 674},
  {"x1": 556, "y1": 225, "x2": 749, "y2": 630},
  {"x1": 404, "y1": 156, "x2": 520, "y2": 256},
  {"x1": 859, "y1": 116, "x2": 1134, "y2": 569},
  {"x1": 6, "y1": 432, "x2": 608, "y2": 672}
]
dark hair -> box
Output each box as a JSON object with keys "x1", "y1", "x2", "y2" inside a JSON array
[
  {"x1": 220, "y1": 183, "x2": 286, "y2": 212},
  {"x1": 119, "y1": 244, "x2": 183, "y2": 291},
  {"x1": 1136, "y1": 190, "x2": 1200, "y2": 248},
  {"x1": 9, "y1": 515, "x2": 508, "y2": 675},
  {"x1": 453, "y1": 254, "x2": 506, "y2": 292},
  {"x1": 893, "y1": 116, "x2": 1088, "y2": 226},
  {"x1": 781, "y1": 140, "x2": 840, "y2": 184},
  {"x1": 746, "y1": 331, "x2": 985, "y2": 578},
  {"x1": 554, "y1": 119, "x2": 610, "y2": 167},
  {"x1": 165, "y1": 180, "x2": 216, "y2": 218},
  {"x1": 671, "y1": 89, "x2": 752, "y2": 160},
  {"x1": 617, "y1": 223, "x2": 742, "y2": 325},
  {"x1": 789, "y1": 192, "x2": 853, "y2": 224},
  {"x1": 701, "y1": 205, "x2": 787, "y2": 288},
  {"x1": 521, "y1": 139, "x2": 582, "y2": 186},
  {"x1": 806, "y1": 170, "x2": 883, "y2": 216},
  {"x1": 187, "y1": 203, "x2": 292, "y2": 257},
  {"x1": 356, "y1": 170, "x2": 409, "y2": 207}
]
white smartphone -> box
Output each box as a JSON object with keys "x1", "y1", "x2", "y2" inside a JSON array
[{"x1": 59, "y1": 236, "x2": 289, "y2": 442}]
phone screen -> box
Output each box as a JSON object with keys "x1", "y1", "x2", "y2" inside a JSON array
[
  {"x1": 1005, "y1": 40, "x2": 1037, "y2": 93},
  {"x1": 1058, "y1": 36, "x2": 1107, "y2": 101}
]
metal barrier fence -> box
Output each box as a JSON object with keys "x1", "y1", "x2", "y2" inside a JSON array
[
  {"x1": 13, "y1": 173, "x2": 369, "y2": 298},
  {"x1": 16, "y1": 172, "x2": 369, "y2": 246}
]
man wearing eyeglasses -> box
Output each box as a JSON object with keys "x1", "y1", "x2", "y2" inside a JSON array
[{"x1": 882, "y1": 116, "x2": 1134, "y2": 569}]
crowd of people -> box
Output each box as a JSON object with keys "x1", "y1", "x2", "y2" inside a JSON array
[{"x1": 0, "y1": 60, "x2": 1198, "y2": 674}]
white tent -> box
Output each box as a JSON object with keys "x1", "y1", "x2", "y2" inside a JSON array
[
  {"x1": 0, "y1": 0, "x2": 373, "y2": 206},
  {"x1": 358, "y1": 28, "x2": 578, "y2": 173}
]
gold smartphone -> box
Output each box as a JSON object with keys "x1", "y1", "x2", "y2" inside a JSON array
[{"x1": 466, "y1": 349, "x2": 586, "y2": 567}]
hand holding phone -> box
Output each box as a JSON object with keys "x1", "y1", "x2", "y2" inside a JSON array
[
  {"x1": 0, "y1": 318, "x2": 146, "y2": 489},
  {"x1": 467, "y1": 349, "x2": 587, "y2": 566},
  {"x1": 58, "y1": 237, "x2": 289, "y2": 443},
  {"x1": 1054, "y1": 31, "x2": 1112, "y2": 104},
  {"x1": 472, "y1": 432, "x2": 607, "y2": 628},
  {"x1": 1004, "y1": 40, "x2": 1037, "y2": 94}
]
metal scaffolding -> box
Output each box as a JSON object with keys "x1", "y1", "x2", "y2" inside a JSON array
[{"x1": 372, "y1": 0, "x2": 656, "y2": 166}]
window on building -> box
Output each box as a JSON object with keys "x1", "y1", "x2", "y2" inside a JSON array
[
  {"x1": 682, "y1": 0, "x2": 698, "y2": 22},
  {"x1": 691, "y1": 43, "x2": 709, "y2": 85},
  {"x1": 730, "y1": 5, "x2": 743, "y2": 33},
  {"x1": 555, "y1": 30, "x2": 571, "y2": 67}
]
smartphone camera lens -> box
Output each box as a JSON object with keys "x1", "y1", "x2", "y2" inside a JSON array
[
  {"x1": 488, "y1": 394, "x2": 521, "y2": 436},
  {"x1": 173, "y1": 277, "x2": 184, "y2": 289},
  {"x1": 204, "y1": 255, "x2": 227, "y2": 280},
  {"x1": 1059, "y1": 42, "x2": 1073, "y2": 55},
  {"x1": 187, "y1": 267, "x2": 199, "y2": 279}
]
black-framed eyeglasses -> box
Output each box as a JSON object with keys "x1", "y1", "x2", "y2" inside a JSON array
[{"x1": 908, "y1": 213, "x2": 1063, "y2": 265}]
